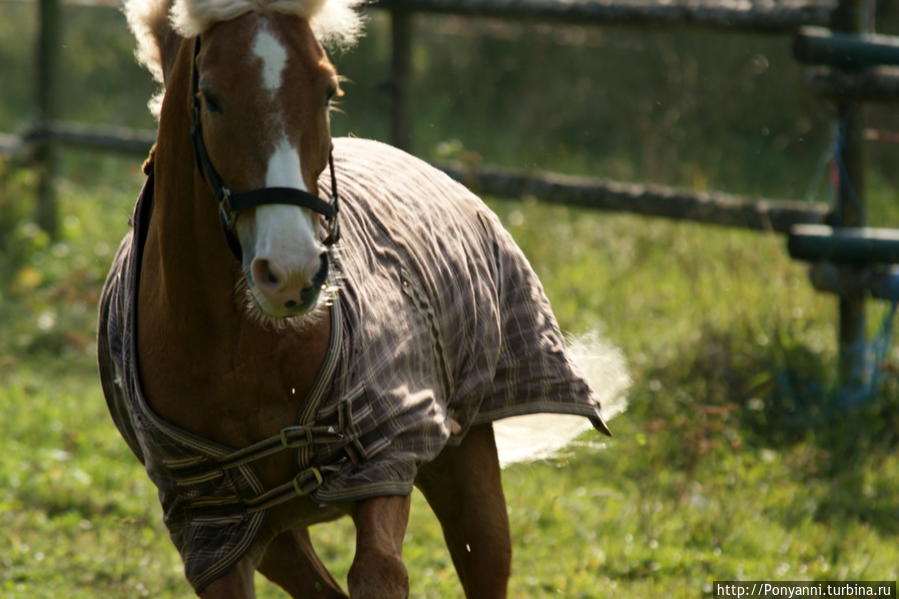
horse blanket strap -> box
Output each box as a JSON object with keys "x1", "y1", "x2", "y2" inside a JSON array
[
  {"x1": 219, "y1": 424, "x2": 342, "y2": 470},
  {"x1": 183, "y1": 466, "x2": 338, "y2": 519},
  {"x1": 243, "y1": 466, "x2": 332, "y2": 513},
  {"x1": 173, "y1": 465, "x2": 340, "y2": 524},
  {"x1": 164, "y1": 425, "x2": 344, "y2": 488},
  {"x1": 189, "y1": 36, "x2": 341, "y2": 261}
]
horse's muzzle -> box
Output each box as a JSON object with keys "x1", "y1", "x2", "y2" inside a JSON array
[{"x1": 249, "y1": 251, "x2": 329, "y2": 318}]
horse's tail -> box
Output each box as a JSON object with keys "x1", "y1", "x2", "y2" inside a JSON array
[{"x1": 493, "y1": 330, "x2": 630, "y2": 467}]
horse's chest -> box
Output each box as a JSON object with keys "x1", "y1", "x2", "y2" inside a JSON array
[
  {"x1": 142, "y1": 363, "x2": 291, "y2": 440},
  {"x1": 138, "y1": 328, "x2": 328, "y2": 450}
]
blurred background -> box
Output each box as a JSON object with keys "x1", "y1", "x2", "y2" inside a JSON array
[{"x1": 1, "y1": 1, "x2": 897, "y2": 597}]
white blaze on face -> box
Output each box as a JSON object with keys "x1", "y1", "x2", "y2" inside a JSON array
[
  {"x1": 237, "y1": 25, "x2": 323, "y2": 313},
  {"x1": 252, "y1": 28, "x2": 288, "y2": 94},
  {"x1": 255, "y1": 136, "x2": 319, "y2": 260}
]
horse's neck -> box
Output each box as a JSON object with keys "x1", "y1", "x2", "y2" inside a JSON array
[
  {"x1": 136, "y1": 43, "x2": 330, "y2": 448},
  {"x1": 137, "y1": 149, "x2": 331, "y2": 449}
]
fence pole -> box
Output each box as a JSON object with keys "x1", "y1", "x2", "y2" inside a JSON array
[
  {"x1": 390, "y1": 9, "x2": 414, "y2": 151},
  {"x1": 35, "y1": 0, "x2": 61, "y2": 238},
  {"x1": 831, "y1": 0, "x2": 869, "y2": 386}
]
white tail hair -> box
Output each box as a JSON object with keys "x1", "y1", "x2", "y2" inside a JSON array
[{"x1": 494, "y1": 329, "x2": 630, "y2": 467}]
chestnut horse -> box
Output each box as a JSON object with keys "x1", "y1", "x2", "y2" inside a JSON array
[{"x1": 98, "y1": 0, "x2": 612, "y2": 597}]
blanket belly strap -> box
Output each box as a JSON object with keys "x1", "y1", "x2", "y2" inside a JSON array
[
  {"x1": 219, "y1": 424, "x2": 343, "y2": 470},
  {"x1": 185, "y1": 465, "x2": 339, "y2": 521},
  {"x1": 244, "y1": 465, "x2": 332, "y2": 513},
  {"x1": 165, "y1": 424, "x2": 345, "y2": 517},
  {"x1": 161, "y1": 394, "x2": 395, "y2": 517},
  {"x1": 165, "y1": 423, "x2": 343, "y2": 485}
]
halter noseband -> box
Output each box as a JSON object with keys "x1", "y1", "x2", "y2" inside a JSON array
[{"x1": 190, "y1": 36, "x2": 341, "y2": 262}]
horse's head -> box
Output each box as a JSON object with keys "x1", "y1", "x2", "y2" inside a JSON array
[
  {"x1": 125, "y1": 0, "x2": 360, "y2": 322},
  {"x1": 192, "y1": 11, "x2": 338, "y2": 318}
]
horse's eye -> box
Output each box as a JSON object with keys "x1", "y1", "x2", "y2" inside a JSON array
[{"x1": 201, "y1": 91, "x2": 223, "y2": 114}]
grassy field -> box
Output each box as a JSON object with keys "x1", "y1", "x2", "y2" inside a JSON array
[
  {"x1": 2, "y1": 151, "x2": 898, "y2": 597},
  {"x1": 2, "y1": 5, "x2": 899, "y2": 598}
]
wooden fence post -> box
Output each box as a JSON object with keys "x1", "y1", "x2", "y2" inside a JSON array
[
  {"x1": 390, "y1": 9, "x2": 414, "y2": 152},
  {"x1": 830, "y1": 0, "x2": 869, "y2": 386},
  {"x1": 35, "y1": 0, "x2": 61, "y2": 239}
]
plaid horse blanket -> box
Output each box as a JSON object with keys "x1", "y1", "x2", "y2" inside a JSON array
[{"x1": 98, "y1": 137, "x2": 609, "y2": 592}]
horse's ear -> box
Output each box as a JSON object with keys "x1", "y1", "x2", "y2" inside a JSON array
[
  {"x1": 157, "y1": 28, "x2": 184, "y2": 85},
  {"x1": 126, "y1": 0, "x2": 183, "y2": 87}
]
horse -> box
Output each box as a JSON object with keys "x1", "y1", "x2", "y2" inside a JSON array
[{"x1": 97, "y1": 0, "x2": 614, "y2": 597}]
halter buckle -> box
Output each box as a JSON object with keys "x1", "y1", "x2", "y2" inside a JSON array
[
  {"x1": 324, "y1": 222, "x2": 341, "y2": 247},
  {"x1": 218, "y1": 187, "x2": 236, "y2": 229},
  {"x1": 323, "y1": 189, "x2": 341, "y2": 246}
]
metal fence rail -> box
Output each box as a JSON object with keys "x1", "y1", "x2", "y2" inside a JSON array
[
  {"x1": 1, "y1": 121, "x2": 827, "y2": 234},
  {"x1": 377, "y1": 0, "x2": 834, "y2": 33},
  {"x1": 438, "y1": 162, "x2": 828, "y2": 233},
  {"x1": 25, "y1": 121, "x2": 157, "y2": 155}
]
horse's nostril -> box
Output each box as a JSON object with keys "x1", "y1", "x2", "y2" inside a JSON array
[
  {"x1": 252, "y1": 259, "x2": 281, "y2": 289},
  {"x1": 265, "y1": 265, "x2": 279, "y2": 285}
]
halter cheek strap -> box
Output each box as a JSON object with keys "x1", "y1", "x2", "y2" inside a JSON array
[{"x1": 190, "y1": 36, "x2": 341, "y2": 262}]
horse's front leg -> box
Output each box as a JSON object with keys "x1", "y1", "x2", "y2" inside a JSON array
[
  {"x1": 200, "y1": 555, "x2": 256, "y2": 599},
  {"x1": 347, "y1": 495, "x2": 411, "y2": 599},
  {"x1": 257, "y1": 528, "x2": 348, "y2": 598}
]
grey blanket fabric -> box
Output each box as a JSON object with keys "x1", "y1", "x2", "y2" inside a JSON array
[{"x1": 98, "y1": 137, "x2": 608, "y2": 592}]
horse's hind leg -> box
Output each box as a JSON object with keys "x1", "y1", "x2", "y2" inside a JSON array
[
  {"x1": 415, "y1": 424, "x2": 511, "y2": 599},
  {"x1": 257, "y1": 528, "x2": 347, "y2": 598}
]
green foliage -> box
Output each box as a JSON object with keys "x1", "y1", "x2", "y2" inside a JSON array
[
  {"x1": 0, "y1": 4, "x2": 155, "y2": 132},
  {"x1": 0, "y1": 158, "x2": 39, "y2": 264},
  {"x1": 0, "y1": 4, "x2": 37, "y2": 131},
  {"x1": 0, "y1": 155, "x2": 140, "y2": 359},
  {"x1": 333, "y1": 15, "x2": 899, "y2": 200}
]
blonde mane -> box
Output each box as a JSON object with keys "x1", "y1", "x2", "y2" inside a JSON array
[{"x1": 125, "y1": 0, "x2": 363, "y2": 85}]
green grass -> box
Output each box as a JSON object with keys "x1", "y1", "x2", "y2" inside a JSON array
[{"x1": 1, "y1": 153, "x2": 897, "y2": 597}]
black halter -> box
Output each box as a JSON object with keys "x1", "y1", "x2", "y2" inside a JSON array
[{"x1": 190, "y1": 36, "x2": 340, "y2": 262}]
